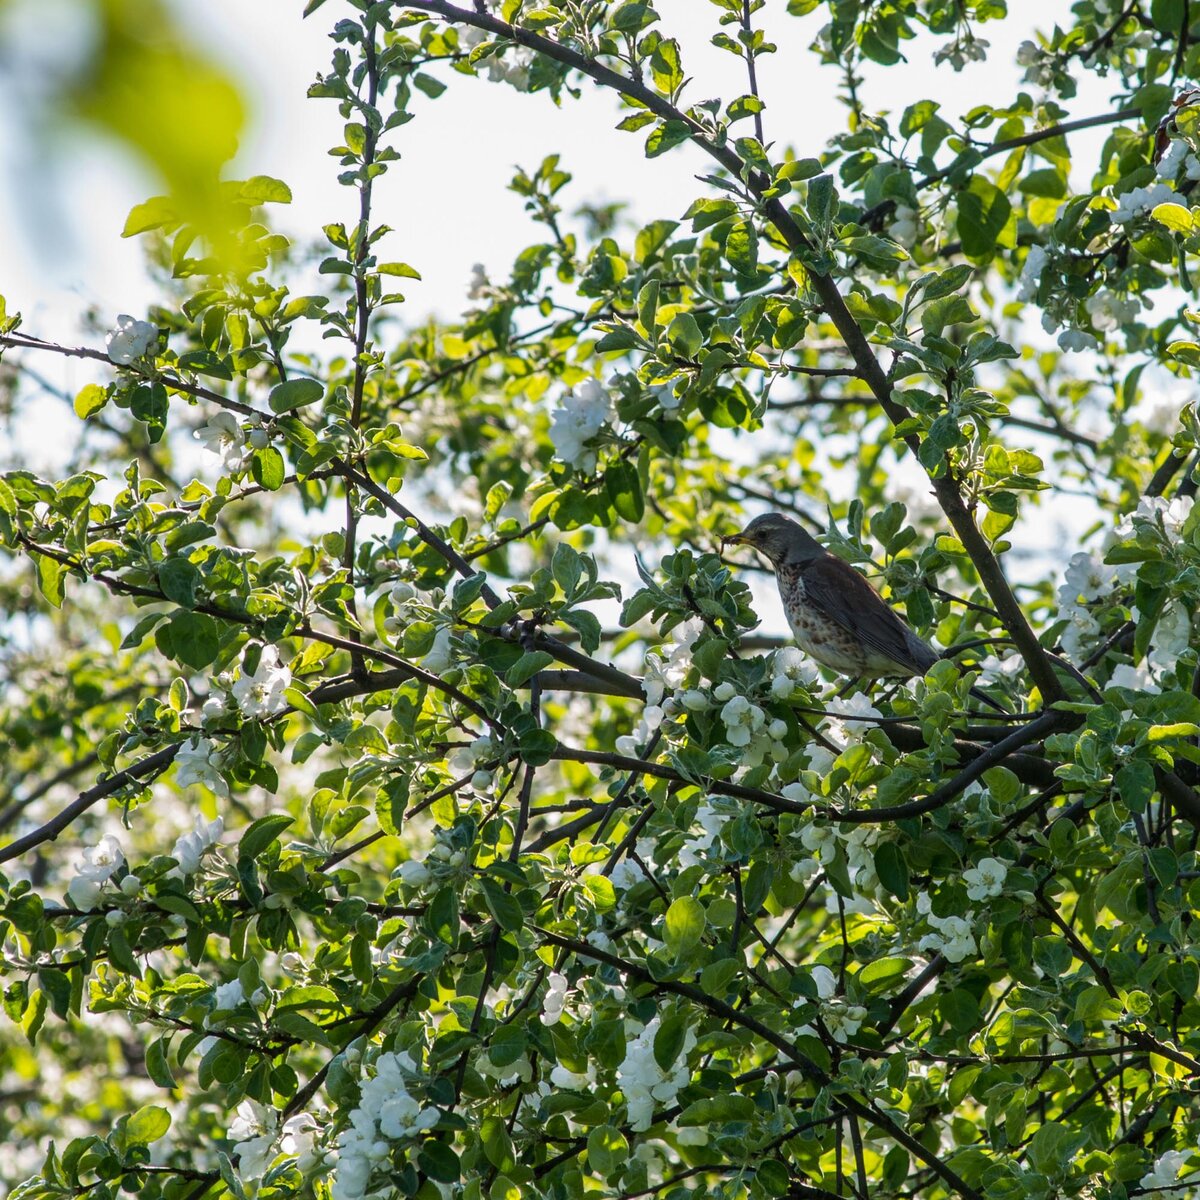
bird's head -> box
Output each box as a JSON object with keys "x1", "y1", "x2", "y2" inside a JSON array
[{"x1": 722, "y1": 512, "x2": 823, "y2": 565}]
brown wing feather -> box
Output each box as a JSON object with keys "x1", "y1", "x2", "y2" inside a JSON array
[{"x1": 800, "y1": 554, "x2": 936, "y2": 674}]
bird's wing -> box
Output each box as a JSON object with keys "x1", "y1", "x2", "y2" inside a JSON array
[{"x1": 801, "y1": 554, "x2": 936, "y2": 673}]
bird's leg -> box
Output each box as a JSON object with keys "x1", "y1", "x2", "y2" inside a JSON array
[{"x1": 834, "y1": 676, "x2": 861, "y2": 699}]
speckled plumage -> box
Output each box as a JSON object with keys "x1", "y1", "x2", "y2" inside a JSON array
[{"x1": 726, "y1": 512, "x2": 939, "y2": 680}]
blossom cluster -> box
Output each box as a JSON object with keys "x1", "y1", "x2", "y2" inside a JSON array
[
  {"x1": 616, "y1": 616, "x2": 703, "y2": 756},
  {"x1": 331, "y1": 1050, "x2": 440, "y2": 1200},
  {"x1": 617, "y1": 1014, "x2": 696, "y2": 1131},
  {"x1": 548, "y1": 379, "x2": 614, "y2": 471},
  {"x1": 202, "y1": 645, "x2": 292, "y2": 723},
  {"x1": 800, "y1": 965, "x2": 867, "y2": 1042},
  {"x1": 230, "y1": 1100, "x2": 322, "y2": 1181},
  {"x1": 1055, "y1": 496, "x2": 1195, "y2": 681}
]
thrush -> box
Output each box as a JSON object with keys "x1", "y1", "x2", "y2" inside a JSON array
[{"x1": 722, "y1": 511, "x2": 940, "y2": 680}]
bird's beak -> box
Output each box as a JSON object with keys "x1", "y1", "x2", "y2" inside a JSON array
[{"x1": 722, "y1": 532, "x2": 750, "y2": 547}]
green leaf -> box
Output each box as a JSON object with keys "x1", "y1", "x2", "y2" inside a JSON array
[
  {"x1": 269, "y1": 378, "x2": 323, "y2": 413},
  {"x1": 506, "y1": 650, "x2": 554, "y2": 687},
  {"x1": 645, "y1": 119, "x2": 693, "y2": 158},
  {"x1": 146, "y1": 1036, "x2": 176, "y2": 1089},
  {"x1": 33, "y1": 552, "x2": 65, "y2": 608},
  {"x1": 587, "y1": 1125, "x2": 628, "y2": 1180},
  {"x1": 1152, "y1": 202, "x2": 1193, "y2": 233},
  {"x1": 479, "y1": 878, "x2": 524, "y2": 932},
  {"x1": 239, "y1": 175, "x2": 293, "y2": 204},
  {"x1": 122, "y1": 195, "x2": 177, "y2": 237},
  {"x1": 677, "y1": 1093, "x2": 755, "y2": 1124},
  {"x1": 637, "y1": 279, "x2": 660, "y2": 335},
  {"x1": 155, "y1": 611, "x2": 220, "y2": 670},
  {"x1": 159, "y1": 557, "x2": 199, "y2": 608},
  {"x1": 480, "y1": 1116, "x2": 515, "y2": 1172},
  {"x1": 668, "y1": 312, "x2": 703, "y2": 358},
  {"x1": 251, "y1": 446, "x2": 286, "y2": 491},
  {"x1": 664, "y1": 895, "x2": 705, "y2": 955},
  {"x1": 873, "y1": 842, "x2": 910, "y2": 900},
  {"x1": 725, "y1": 219, "x2": 758, "y2": 274},
  {"x1": 417, "y1": 1141, "x2": 459, "y2": 1183},
  {"x1": 426, "y1": 887, "x2": 460, "y2": 946},
  {"x1": 605, "y1": 460, "x2": 644, "y2": 522},
  {"x1": 956, "y1": 176, "x2": 1012, "y2": 257},
  {"x1": 376, "y1": 262, "x2": 422, "y2": 279},
  {"x1": 74, "y1": 383, "x2": 108, "y2": 419},
  {"x1": 238, "y1": 814, "x2": 294, "y2": 863},
  {"x1": 125, "y1": 1105, "x2": 171, "y2": 1146}
]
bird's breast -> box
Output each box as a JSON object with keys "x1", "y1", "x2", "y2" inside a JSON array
[{"x1": 777, "y1": 567, "x2": 872, "y2": 675}]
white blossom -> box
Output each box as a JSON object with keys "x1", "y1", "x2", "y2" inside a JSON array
[
  {"x1": 549, "y1": 1062, "x2": 595, "y2": 1090},
  {"x1": 548, "y1": 379, "x2": 613, "y2": 470},
  {"x1": 467, "y1": 262, "x2": 489, "y2": 299},
  {"x1": 230, "y1": 1099, "x2": 279, "y2": 1180},
  {"x1": 934, "y1": 35, "x2": 988, "y2": 71},
  {"x1": 823, "y1": 693, "x2": 882, "y2": 750},
  {"x1": 1111, "y1": 181, "x2": 1180, "y2": 224},
  {"x1": 678, "y1": 802, "x2": 729, "y2": 869},
  {"x1": 963, "y1": 856, "x2": 1007, "y2": 901},
  {"x1": 175, "y1": 735, "x2": 229, "y2": 797},
  {"x1": 233, "y1": 645, "x2": 291, "y2": 718},
  {"x1": 1016, "y1": 40, "x2": 1057, "y2": 88},
  {"x1": 1116, "y1": 494, "x2": 1194, "y2": 542},
  {"x1": 1084, "y1": 290, "x2": 1142, "y2": 332},
  {"x1": 918, "y1": 905, "x2": 977, "y2": 963},
  {"x1": 1157, "y1": 138, "x2": 1200, "y2": 183},
  {"x1": 212, "y1": 979, "x2": 246, "y2": 1012},
  {"x1": 66, "y1": 834, "x2": 124, "y2": 909},
  {"x1": 887, "y1": 203, "x2": 921, "y2": 248},
  {"x1": 1059, "y1": 605, "x2": 1101, "y2": 661},
  {"x1": 541, "y1": 971, "x2": 569, "y2": 1025},
  {"x1": 799, "y1": 821, "x2": 838, "y2": 865},
  {"x1": 770, "y1": 646, "x2": 819, "y2": 698},
  {"x1": 195, "y1": 412, "x2": 248, "y2": 471},
  {"x1": 1108, "y1": 661, "x2": 1160, "y2": 694},
  {"x1": 105, "y1": 314, "x2": 158, "y2": 365},
  {"x1": 617, "y1": 1015, "x2": 696, "y2": 1131},
  {"x1": 610, "y1": 836, "x2": 657, "y2": 891},
  {"x1": 280, "y1": 1113, "x2": 323, "y2": 1173},
  {"x1": 170, "y1": 813, "x2": 224, "y2": 876},
  {"x1": 1059, "y1": 551, "x2": 1116, "y2": 605},
  {"x1": 1148, "y1": 600, "x2": 1193, "y2": 673},
  {"x1": 479, "y1": 1052, "x2": 533, "y2": 1088},
  {"x1": 1058, "y1": 327, "x2": 1099, "y2": 354},
  {"x1": 422, "y1": 626, "x2": 454, "y2": 674},
  {"x1": 485, "y1": 45, "x2": 534, "y2": 89},
  {"x1": 720, "y1": 694, "x2": 766, "y2": 747},
  {"x1": 650, "y1": 382, "x2": 681, "y2": 411},
  {"x1": 396, "y1": 858, "x2": 431, "y2": 887},
  {"x1": 1140, "y1": 1150, "x2": 1200, "y2": 1198},
  {"x1": 1016, "y1": 244, "x2": 1048, "y2": 301}
]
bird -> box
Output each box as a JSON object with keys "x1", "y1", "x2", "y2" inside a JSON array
[{"x1": 722, "y1": 511, "x2": 941, "y2": 680}]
